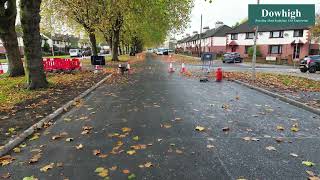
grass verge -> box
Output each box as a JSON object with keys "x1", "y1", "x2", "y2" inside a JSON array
[{"x1": 223, "y1": 72, "x2": 320, "y2": 92}]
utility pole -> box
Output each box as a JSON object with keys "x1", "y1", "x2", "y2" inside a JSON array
[
  {"x1": 199, "y1": 14, "x2": 203, "y2": 57},
  {"x1": 252, "y1": 0, "x2": 260, "y2": 81}
]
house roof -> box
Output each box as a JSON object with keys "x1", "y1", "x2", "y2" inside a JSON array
[
  {"x1": 177, "y1": 25, "x2": 232, "y2": 43},
  {"x1": 227, "y1": 21, "x2": 311, "y2": 34},
  {"x1": 177, "y1": 36, "x2": 191, "y2": 44},
  {"x1": 202, "y1": 25, "x2": 232, "y2": 38}
]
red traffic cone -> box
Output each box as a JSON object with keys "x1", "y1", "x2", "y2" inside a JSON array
[
  {"x1": 0, "y1": 63, "x2": 4, "y2": 74},
  {"x1": 168, "y1": 62, "x2": 174, "y2": 73},
  {"x1": 180, "y1": 63, "x2": 186, "y2": 73}
]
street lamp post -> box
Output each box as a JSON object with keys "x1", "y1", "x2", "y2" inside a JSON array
[
  {"x1": 252, "y1": 0, "x2": 260, "y2": 81},
  {"x1": 199, "y1": 14, "x2": 203, "y2": 57}
]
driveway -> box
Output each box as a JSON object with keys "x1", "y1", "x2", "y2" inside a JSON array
[{"x1": 1, "y1": 54, "x2": 320, "y2": 180}]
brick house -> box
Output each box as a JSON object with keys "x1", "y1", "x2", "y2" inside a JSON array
[
  {"x1": 226, "y1": 22, "x2": 319, "y2": 64},
  {"x1": 201, "y1": 24, "x2": 232, "y2": 54},
  {"x1": 176, "y1": 22, "x2": 232, "y2": 56}
]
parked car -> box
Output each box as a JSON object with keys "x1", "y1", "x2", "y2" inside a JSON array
[
  {"x1": 222, "y1": 52, "x2": 243, "y2": 63},
  {"x1": 69, "y1": 49, "x2": 82, "y2": 57},
  {"x1": 81, "y1": 49, "x2": 92, "y2": 56},
  {"x1": 99, "y1": 49, "x2": 110, "y2": 55},
  {"x1": 300, "y1": 55, "x2": 320, "y2": 73},
  {"x1": 156, "y1": 48, "x2": 165, "y2": 55}
]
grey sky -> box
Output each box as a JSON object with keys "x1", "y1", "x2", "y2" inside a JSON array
[{"x1": 176, "y1": 0, "x2": 320, "y2": 39}]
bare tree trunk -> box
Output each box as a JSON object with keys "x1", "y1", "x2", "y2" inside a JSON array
[
  {"x1": 89, "y1": 31, "x2": 98, "y2": 56},
  {"x1": 112, "y1": 28, "x2": 120, "y2": 61},
  {"x1": 0, "y1": 0, "x2": 24, "y2": 77},
  {"x1": 20, "y1": 0, "x2": 48, "y2": 90}
]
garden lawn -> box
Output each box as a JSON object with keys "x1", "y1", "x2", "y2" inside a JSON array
[{"x1": 0, "y1": 59, "x2": 7, "y2": 64}]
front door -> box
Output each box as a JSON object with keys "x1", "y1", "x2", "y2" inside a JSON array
[
  {"x1": 231, "y1": 46, "x2": 236, "y2": 52},
  {"x1": 293, "y1": 44, "x2": 301, "y2": 59}
]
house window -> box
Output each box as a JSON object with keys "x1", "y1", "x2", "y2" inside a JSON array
[
  {"x1": 293, "y1": 30, "x2": 303, "y2": 37},
  {"x1": 245, "y1": 46, "x2": 252, "y2": 54},
  {"x1": 269, "y1": 45, "x2": 282, "y2": 54},
  {"x1": 231, "y1": 34, "x2": 238, "y2": 40},
  {"x1": 245, "y1": 32, "x2": 255, "y2": 39},
  {"x1": 270, "y1": 31, "x2": 284, "y2": 38}
]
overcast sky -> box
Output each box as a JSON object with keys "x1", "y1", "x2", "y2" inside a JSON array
[{"x1": 175, "y1": 0, "x2": 320, "y2": 39}]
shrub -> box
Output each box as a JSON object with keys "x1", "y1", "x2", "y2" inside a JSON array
[{"x1": 248, "y1": 46, "x2": 261, "y2": 57}]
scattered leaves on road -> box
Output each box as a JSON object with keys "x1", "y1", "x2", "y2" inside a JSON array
[
  {"x1": 95, "y1": 167, "x2": 109, "y2": 177},
  {"x1": 1, "y1": 172, "x2": 10, "y2": 179},
  {"x1": 195, "y1": 126, "x2": 205, "y2": 132},
  {"x1": 144, "y1": 162, "x2": 153, "y2": 168},
  {"x1": 276, "y1": 125, "x2": 285, "y2": 131},
  {"x1": 122, "y1": 127, "x2": 132, "y2": 133},
  {"x1": 266, "y1": 146, "x2": 277, "y2": 151},
  {"x1": 22, "y1": 176, "x2": 38, "y2": 180},
  {"x1": 207, "y1": 145, "x2": 215, "y2": 149},
  {"x1": 29, "y1": 133, "x2": 40, "y2": 141},
  {"x1": 127, "y1": 150, "x2": 136, "y2": 155},
  {"x1": 132, "y1": 136, "x2": 139, "y2": 141},
  {"x1": 29, "y1": 153, "x2": 41, "y2": 164},
  {"x1": 76, "y1": 144, "x2": 84, "y2": 150},
  {"x1": 302, "y1": 161, "x2": 315, "y2": 167},
  {"x1": 13, "y1": 147, "x2": 21, "y2": 153},
  {"x1": 66, "y1": 138, "x2": 74, "y2": 142},
  {"x1": 290, "y1": 153, "x2": 298, "y2": 157},
  {"x1": 93, "y1": 149, "x2": 101, "y2": 156},
  {"x1": 0, "y1": 155, "x2": 15, "y2": 166},
  {"x1": 40, "y1": 163, "x2": 54, "y2": 172},
  {"x1": 128, "y1": 173, "x2": 136, "y2": 179},
  {"x1": 122, "y1": 169, "x2": 130, "y2": 174}
]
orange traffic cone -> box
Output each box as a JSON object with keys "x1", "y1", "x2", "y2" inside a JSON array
[
  {"x1": 180, "y1": 63, "x2": 186, "y2": 73},
  {"x1": 168, "y1": 62, "x2": 174, "y2": 73},
  {"x1": 0, "y1": 63, "x2": 4, "y2": 74}
]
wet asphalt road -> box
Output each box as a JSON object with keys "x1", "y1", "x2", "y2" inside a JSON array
[{"x1": 1, "y1": 54, "x2": 320, "y2": 180}]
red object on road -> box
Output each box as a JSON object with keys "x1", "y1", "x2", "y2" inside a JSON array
[
  {"x1": 216, "y1": 67, "x2": 223, "y2": 82},
  {"x1": 0, "y1": 63, "x2": 4, "y2": 74}
]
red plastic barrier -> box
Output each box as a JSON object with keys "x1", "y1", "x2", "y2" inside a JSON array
[{"x1": 43, "y1": 58, "x2": 81, "y2": 72}]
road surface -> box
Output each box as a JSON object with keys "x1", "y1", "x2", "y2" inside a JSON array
[{"x1": 1, "y1": 54, "x2": 320, "y2": 180}]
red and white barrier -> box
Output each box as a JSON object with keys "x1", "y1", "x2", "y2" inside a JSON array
[
  {"x1": 43, "y1": 58, "x2": 81, "y2": 72},
  {"x1": 0, "y1": 63, "x2": 3, "y2": 74}
]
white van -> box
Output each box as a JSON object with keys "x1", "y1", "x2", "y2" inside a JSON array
[{"x1": 69, "y1": 49, "x2": 82, "y2": 57}]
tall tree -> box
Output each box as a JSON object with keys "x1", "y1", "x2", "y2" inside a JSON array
[
  {"x1": 20, "y1": 0, "x2": 48, "y2": 89},
  {"x1": 50, "y1": 0, "x2": 103, "y2": 56},
  {"x1": 0, "y1": 0, "x2": 25, "y2": 77}
]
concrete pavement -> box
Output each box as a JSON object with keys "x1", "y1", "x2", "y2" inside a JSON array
[{"x1": 1, "y1": 54, "x2": 320, "y2": 180}]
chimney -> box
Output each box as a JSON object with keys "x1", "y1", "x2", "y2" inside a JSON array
[
  {"x1": 193, "y1": 31, "x2": 198, "y2": 35},
  {"x1": 203, "y1": 26, "x2": 210, "y2": 33},
  {"x1": 186, "y1": 33, "x2": 190, "y2": 37},
  {"x1": 215, "y1": 21, "x2": 224, "y2": 28}
]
